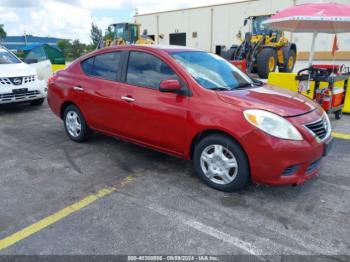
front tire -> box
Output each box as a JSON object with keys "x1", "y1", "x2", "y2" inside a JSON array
[
  {"x1": 193, "y1": 134, "x2": 250, "y2": 192},
  {"x1": 63, "y1": 105, "x2": 91, "y2": 142},
  {"x1": 257, "y1": 48, "x2": 277, "y2": 79}
]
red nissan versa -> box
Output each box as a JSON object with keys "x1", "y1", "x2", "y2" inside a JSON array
[{"x1": 47, "y1": 45, "x2": 333, "y2": 192}]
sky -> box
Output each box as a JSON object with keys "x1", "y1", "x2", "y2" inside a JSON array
[{"x1": 0, "y1": 0, "x2": 237, "y2": 43}]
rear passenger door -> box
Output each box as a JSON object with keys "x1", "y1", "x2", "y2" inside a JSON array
[
  {"x1": 119, "y1": 51, "x2": 189, "y2": 155},
  {"x1": 79, "y1": 51, "x2": 126, "y2": 133}
]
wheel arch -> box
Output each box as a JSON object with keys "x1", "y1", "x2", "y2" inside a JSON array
[
  {"x1": 189, "y1": 129, "x2": 249, "y2": 163},
  {"x1": 60, "y1": 101, "x2": 79, "y2": 119},
  {"x1": 261, "y1": 45, "x2": 277, "y2": 51}
]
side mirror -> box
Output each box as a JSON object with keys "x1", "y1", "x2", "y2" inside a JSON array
[
  {"x1": 23, "y1": 58, "x2": 38, "y2": 64},
  {"x1": 159, "y1": 79, "x2": 182, "y2": 93}
]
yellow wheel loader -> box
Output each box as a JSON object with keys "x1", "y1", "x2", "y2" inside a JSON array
[
  {"x1": 102, "y1": 23, "x2": 154, "y2": 48},
  {"x1": 217, "y1": 15, "x2": 297, "y2": 78}
]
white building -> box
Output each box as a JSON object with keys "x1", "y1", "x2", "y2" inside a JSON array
[{"x1": 134, "y1": 0, "x2": 350, "y2": 60}]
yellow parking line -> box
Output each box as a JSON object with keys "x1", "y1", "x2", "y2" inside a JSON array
[
  {"x1": 0, "y1": 175, "x2": 135, "y2": 251},
  {"x1": 332, "y1": 131, "x2": 350, "y2": 140}
]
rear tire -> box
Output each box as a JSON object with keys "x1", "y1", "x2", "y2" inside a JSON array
[
  {"x1": 220, "y1": 47, "x2": 237, "y2": 60},
  {"x1": 279, "y1": 47, "x2": 296, "y2": 73},
  {"x1": 30, "y1": 98, "x2": 45, "y2": 106},
  {"x1": 193, "y1": 134, "x2": 250, "y2": 192},
  {"x1": 257, "y1": 48, "x2": 277, "y2": 79},
  {"x1": 63, "y1": 105, "x2": 91, "y2": 142}
]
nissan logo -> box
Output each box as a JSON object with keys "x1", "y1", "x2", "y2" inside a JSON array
[{"x1": 13, "y1": 77, "x2": 22, "y2": 85}]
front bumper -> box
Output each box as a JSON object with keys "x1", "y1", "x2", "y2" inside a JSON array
[
  {"x1": 242, "y1": 108, "x2": 332, "y2": 186},
  {"x1": 0, "y1": 79, "x2": 47, "y2": 104}
]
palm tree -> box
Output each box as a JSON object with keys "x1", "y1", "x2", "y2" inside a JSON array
[{"x1": 0, "y1": 24, "x2": 7, "y2": 42}]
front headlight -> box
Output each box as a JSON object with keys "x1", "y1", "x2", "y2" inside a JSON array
[{"x1": 244, "y1": 109, "x2": 303, "y2": 141}]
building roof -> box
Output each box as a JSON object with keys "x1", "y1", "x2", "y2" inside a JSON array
[{"x1": 2, "y1": 35, "x2": 66, "y2": 51}]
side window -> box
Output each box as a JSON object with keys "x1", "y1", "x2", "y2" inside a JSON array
[
  {"x1": 81, "y1": 57, "x2": 95, "y2": 76},
  {"x1": 126, "y1": 51, "x2": 180, "y2": 89},
  {"x1": 81, "y1": 52, "x2": 122, "y2": 81}
]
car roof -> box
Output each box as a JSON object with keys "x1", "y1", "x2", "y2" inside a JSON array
[
  {"x1": 101, "y1": 44, "x2": 203, "y2": 53},
  {"x1": 138, "y1": 45, "x2": 201, "y2": 53}
]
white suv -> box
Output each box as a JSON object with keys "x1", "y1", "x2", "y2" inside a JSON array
[{"x1": 0, "y1": 46, "x2": 47, "y2": 106}]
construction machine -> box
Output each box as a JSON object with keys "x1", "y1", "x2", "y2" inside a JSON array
[
  {"x1": 101, "y1": 22, "x2": 154, "y2": 47},
  {"x1": 216, "y1": 15, "x2": 297, "y2": 78}
]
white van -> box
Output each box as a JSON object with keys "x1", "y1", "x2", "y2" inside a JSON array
[{"x1": 0, "y1": 46, "x2": 47, "y2": 106}]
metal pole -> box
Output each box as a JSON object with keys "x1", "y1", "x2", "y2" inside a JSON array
[
  {"x1": 308, "y1": 32, "x2": 317, "y2": 67},
  {"x1": 24, "y1": 30, "x2": 27, "y2": 47},
  {"x1": 210, "y1": 8, "x2": 214, "y2": 53},
  {"x1": 290, "y1": 0, "x2": 297, "y2": 42},
  {"x1": 156, "y1": 15, "x2": 159, "y2": 44}
]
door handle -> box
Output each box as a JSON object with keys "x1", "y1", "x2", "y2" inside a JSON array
[
  {"x1": 73, "y1": 86, "x2": 84, "y2": 92},
  {"x1": 121, "y1": 96, "x2": 135, "y2": 103}
]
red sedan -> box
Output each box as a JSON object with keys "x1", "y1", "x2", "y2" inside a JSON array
[{"x1": 48, "y1": 45, "x2": 333, "y2": 192}]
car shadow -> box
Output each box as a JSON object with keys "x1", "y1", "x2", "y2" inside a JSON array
[{"x1": 0, "y1": 102, "x2": 46, "y2": 115}]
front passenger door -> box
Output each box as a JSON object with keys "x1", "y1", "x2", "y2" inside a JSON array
[{"x1": 119, "y1": 51, "x2": 189, "y2": 155}]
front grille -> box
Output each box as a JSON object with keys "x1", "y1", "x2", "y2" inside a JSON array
[
  {"x1": 0, "y1": 90, "x2": 40, "y2": 102},
  {"x1": 9, "y1": 77, "x2": 23, "y2": 85},
  {"x1": 0, "y1": 75, "x2": 35, "y2": 86},
  {"x1": 24, "y1": 75, "x2": 35, "y2": 83},
  {"x1": 0, "y1": 78, "x2": 11, "y2": 85},
  {"x1": 306, "y1": 158, "x2": 322, "y2": 173},
  {"x1": 304, "y1": 117, "x2": 329, "y2": 141}
]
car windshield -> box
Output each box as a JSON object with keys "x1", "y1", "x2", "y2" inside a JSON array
[
  {"x1": 170, "y1": 51, "x2": 253, "y2": 90},
  {"x1": 0, "y1": 49, "x2": 21, "y2": 64}
]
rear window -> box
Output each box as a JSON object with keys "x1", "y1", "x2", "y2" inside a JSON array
[
  {"x1": 81, "y1": 52, "x2": 122, "y2": 81},
  {"x1": 0, "y1": 49, "x2": 21, "y2": 64}
]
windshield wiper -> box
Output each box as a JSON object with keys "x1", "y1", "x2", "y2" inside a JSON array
[
  {"x1": 234, "y1": 83, "x2": 255, "y2": 89},
  {"x1": 251, "y1": 78, "x2": 264, "y2": 86},
  {"x1": 210, "y1": 87, "x2": 231, "y2": 91}
]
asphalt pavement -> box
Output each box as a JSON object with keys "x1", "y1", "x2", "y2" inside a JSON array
[{"x1": 0, "y1": 102, "x2": 349, "y2": 256}]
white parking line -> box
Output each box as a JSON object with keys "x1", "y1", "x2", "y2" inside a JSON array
[{"x1": 146, "y1": 203, "x2": 263, "y2": 256}]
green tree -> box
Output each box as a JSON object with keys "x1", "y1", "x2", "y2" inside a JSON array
[
  {"x1": 70, "y1": 39, "x2": 85, "y2": 59},
  {"x1": 90, "y1": 22, "x2": 102, "y2": 48},
  {"x1": 57, "y1": 39, "x2": 71, "y2": 59},
  {"x1": 0, "y1": 24, "x2": 7, "y2": 41}
]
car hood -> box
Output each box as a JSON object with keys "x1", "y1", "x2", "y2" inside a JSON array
[
  {"x1": 217, "y1": 85, "x2": 317, "y2": 117},
  {"x1": 0, "y1": 62, "x2": 36, "y2": 77}
]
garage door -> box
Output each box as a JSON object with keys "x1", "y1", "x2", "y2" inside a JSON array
[{"x1": 169, "y1": 33, "x2": 186, "y2": 46}]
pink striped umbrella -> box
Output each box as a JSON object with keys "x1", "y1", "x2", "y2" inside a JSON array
[{"x1": 264, "y1": 2, "x2": 350, "y2": 66}]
